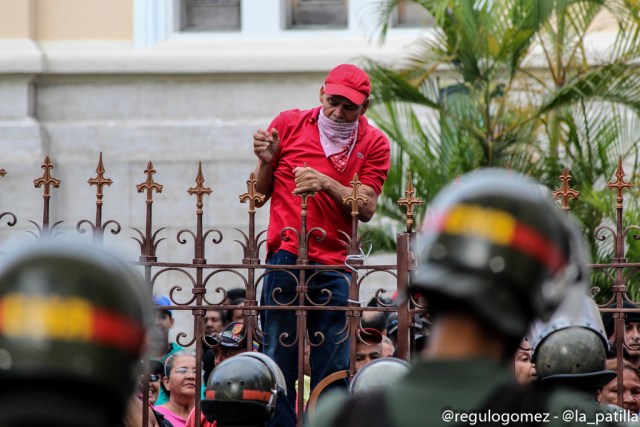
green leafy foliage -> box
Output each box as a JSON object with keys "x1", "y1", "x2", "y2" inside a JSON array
[{"x1": 364, "y1": 0, "x2": 640, "y2": 298}]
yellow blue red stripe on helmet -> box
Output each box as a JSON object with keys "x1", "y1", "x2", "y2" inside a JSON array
[
  {"x1": 425, "y1": 203, "x2": 567, "y2": 273},
  {"x1": 0, "y1": 292, "x2": 145, "y2": 354}
]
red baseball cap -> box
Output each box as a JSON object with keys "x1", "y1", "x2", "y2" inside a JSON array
[{"x1": 324, "y1": 64, "x2": 371, "y2": 106}]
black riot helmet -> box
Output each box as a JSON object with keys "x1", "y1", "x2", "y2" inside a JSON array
[
  {"x1": 411, "y1": 169, "x2": 586, "y2": 339},
  {"x1": 0, "y1": 238, "x2": 150, "y2": 427},
  {"x1": 238, "y1": 351, "x2": 287, "y2": 397},
  {"x1": 202, "y1": 352, "x2": 283, "y2": 425}
]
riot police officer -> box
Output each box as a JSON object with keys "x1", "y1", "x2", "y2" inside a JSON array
[
  {"x1": 0, "y1": 238, "x2": 150, "y2": 427},
  {"x1": 309, "y1": 169, "x2": 619, "y2": 427}
]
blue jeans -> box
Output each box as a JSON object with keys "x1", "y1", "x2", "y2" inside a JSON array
[{"x1": 261, "y1": 250, "x2": 350, "y2": 427}]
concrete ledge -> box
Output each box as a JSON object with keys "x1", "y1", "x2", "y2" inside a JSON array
[
  {"x1": 0, "y1": 40, "x2": 43, "y2": 73},
  {"x1": 36, "y1": 37, "x2": 416, "y2": 74},
  {"x1": 0, "y1": 29, "x2": 617, "y2": 75}
]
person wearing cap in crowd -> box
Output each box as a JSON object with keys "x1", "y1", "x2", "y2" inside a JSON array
[
  {"x1": 355, "y1": 328, "x2": 384, "y2": 373},
  {"x1": 602, "y1": 301, "x2": 640, "y2": 368},
  {"x1": 152, "y1": 294, "x2": 185, "y2": 406},
  {"x1": 202, "y1": 321, "x2": 259, "y2": 403},
  {"x1": 0, "y1": 238, "x2": 149, "y2": 427},
  {"x1": 252, "y1": 63, "x2": 390, "y2": 427},
  {"x1": 212, "y1": 321, "x2": 259, "y2": 365},
  {"x1": 308, "y1": 169, "x2": 620, "y2": 427}
]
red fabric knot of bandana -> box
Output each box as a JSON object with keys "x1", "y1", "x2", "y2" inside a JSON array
[{"x1": 327, "y1": 130, "x2": 356, "y2": 173}]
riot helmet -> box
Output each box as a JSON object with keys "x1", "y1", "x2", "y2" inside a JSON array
[
  {"x1": 530, "y1": 293, "x2": 609, "y2": 357},
  {"x1": 201, "y1": 352, "x2": 282, "y2": 425},
  {"x1": 411, "y1": 169, "x2": 586, "y2": 339},
  {"x1": 533, "y1": 327, "x2": 614, "y2": 389},
  {"x1": 0, "y1": 238, "x2": 150, "y2": 426},
  {"x1": 349, "y1": 357, "x2": 411, "y2": 395},
  {"x1": 237, "y1": 351, "x2": 287, "y2": 397},
  {"x1": 530, "y1": 294, "x2": 614, "y2": 389}
]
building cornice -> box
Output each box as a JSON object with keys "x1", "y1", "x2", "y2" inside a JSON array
[{"x1": 0, "y1": 31, "x2": 622, "y2": 76}]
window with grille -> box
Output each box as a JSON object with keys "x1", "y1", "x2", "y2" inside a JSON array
[
  {"x1": 180, "y1": 0, "x2": 241, "y2": 32},
  {"x1": 287, "y1": 0, "x2": 348, "y2": 29}
]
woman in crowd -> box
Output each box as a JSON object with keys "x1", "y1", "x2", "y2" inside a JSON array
[
  {"x1": 155, "y1": 352, "x2": 199, "y2": 427},
  {"x1": 513, "y1": 338, "x2": 536, "y2": 384}
]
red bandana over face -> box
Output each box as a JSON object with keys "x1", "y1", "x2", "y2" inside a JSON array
[{"x1": 318, "y1": 110, "x2": 358, "y2": 173}]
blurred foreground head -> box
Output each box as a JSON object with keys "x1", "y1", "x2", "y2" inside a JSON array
[
  {"x1": 0, "y1": 238, "x2": 150, "y2": 427},
  {"x1": 411, "y1": 169, "x2": 587, "y2": 348}
]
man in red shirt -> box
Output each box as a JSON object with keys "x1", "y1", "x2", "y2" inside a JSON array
[{"x1": 252, "y1": 64, "x2": 390, "y2": 427}]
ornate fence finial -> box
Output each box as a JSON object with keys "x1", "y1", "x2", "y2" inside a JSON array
[
  {"x1": 134, "y1": 162, "x2": 164, "y2": 262},
  {"x1": 34, "y1": 156, "x2": 61, "y2": 198},
  {"x1": 32, "y1": 156, "x2": 62, "y2": 237},
  {"x1": 79, "y1": 152, "x2": 120, "y2": 242},
  {"x1": 239, "y1": 172, "x2": 265, "y2": 213},
  {"x1": 397, "y1": 171, "x2": 423, "y2": 233},
  {"x1": 188, "y1": 162, "x2": 212, "y2": 214},
  {"x1": 88, "y1": 152, "x2": 113, "y2": 206},
  {"x1": 342, "y1": 173, "x2": 369, "y2": 217},
  {"x1": 607, "y1": 156, "x2": 633, "y2": 209},
  {"x1": 552, "y1": 167, "x2": 579, "y2": 213},
  {"x1": 136, "y1": 161, "x2": 163, "y2": 203}
]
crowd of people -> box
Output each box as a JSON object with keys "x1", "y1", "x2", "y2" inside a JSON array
[{"x1": 134, "y1": 289, "x2": 429, "y2": 427}]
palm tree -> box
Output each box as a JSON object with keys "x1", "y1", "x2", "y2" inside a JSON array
[{"x1": 361, "y1": 0, "x2": 640, "y2": 286}]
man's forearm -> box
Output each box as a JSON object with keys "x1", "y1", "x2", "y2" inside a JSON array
[
  {"x1": 253, "y1": 161, "x2": 274, "y2": 206},
  {"x1": 323, "y1": 178, "x2": 378, "y2": 223}
]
